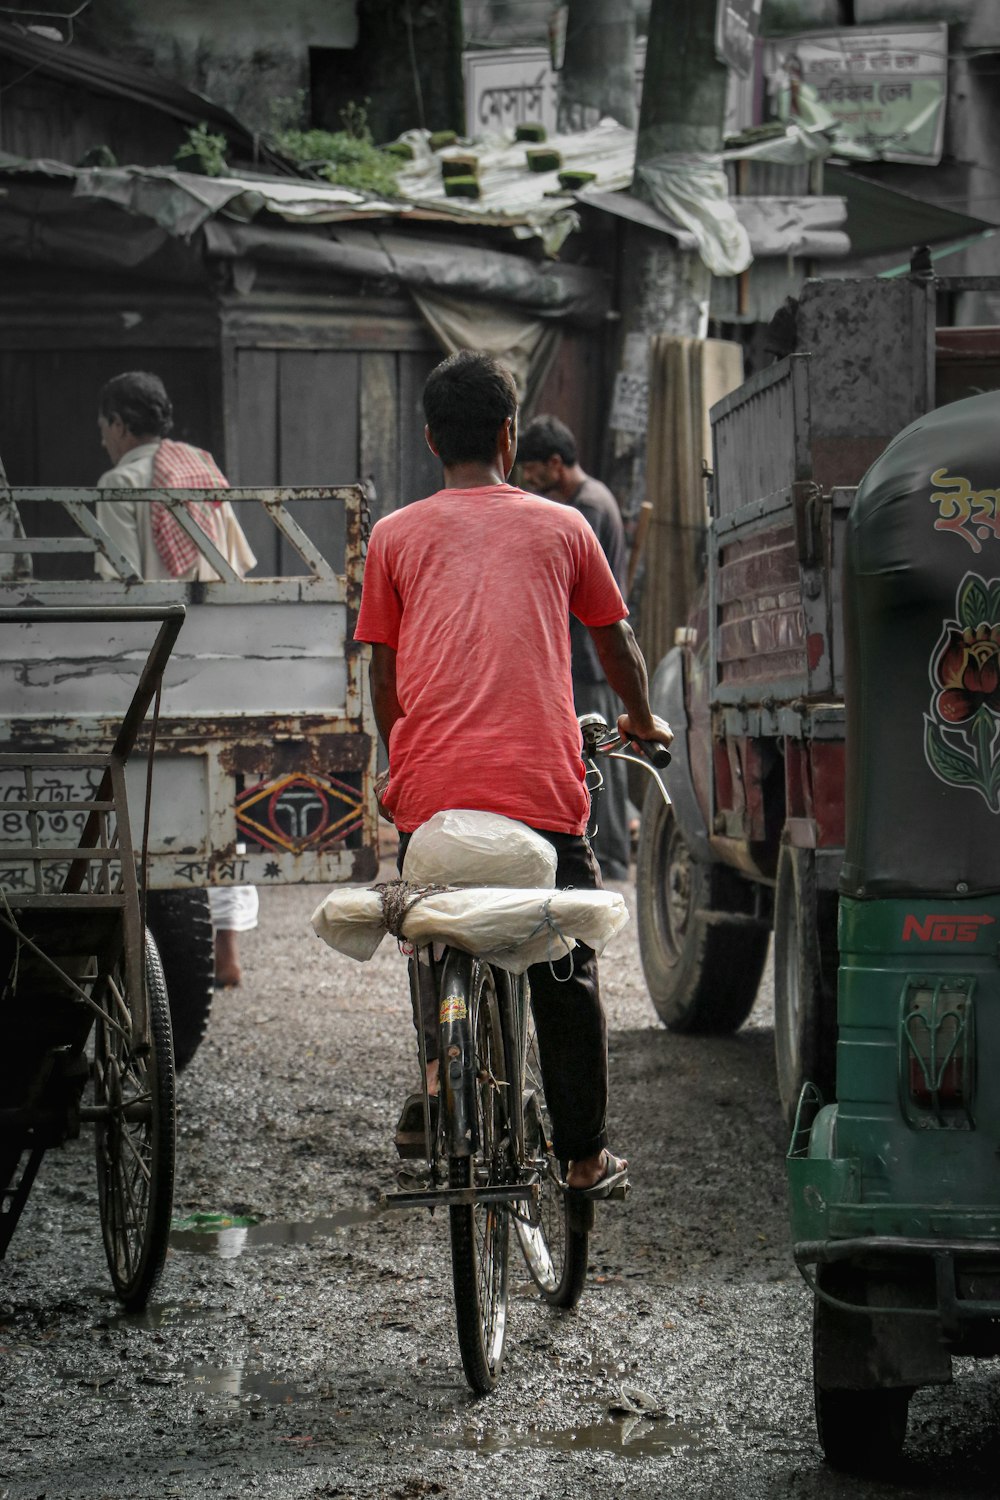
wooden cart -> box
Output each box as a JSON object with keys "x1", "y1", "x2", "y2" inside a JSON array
[{"x1": 0, "y1": 604, "x2": 184, "y2": 1309}]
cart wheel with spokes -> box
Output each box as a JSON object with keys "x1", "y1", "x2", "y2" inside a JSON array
[
  {"x1": 444, "y1": 956, "x2": 510, "y2": 1394},
  {"x1": 515, "y1": 1000, "x2": 589, "y2": 1308},
  {"x1": 94, "y1": 930, "x2": 176, "y2": 1311}
]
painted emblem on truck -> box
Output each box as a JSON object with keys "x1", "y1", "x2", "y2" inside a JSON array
[
  {"x1": 924, "y1": 573, "x2": 1000, "y2": 811},
  {"x1": 929, "y1": 469, "x2": 1000, "y2": 554},
  {"x1": 902, "y1": 913, "x2": 995, "y2": 942}
]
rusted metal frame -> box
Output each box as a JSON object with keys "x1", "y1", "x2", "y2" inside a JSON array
[
  {"x1": 710, "y1": 352, "x2": 803, "y2": 427},
  {"x1": 108, "y1": 609, "x2": 186, "y2": 766},
  {"x1": 0, "y1": 844, "x2": 121, "y2": 862},
  {"x1": 260, "y1": 495, "x2": 343, "y2": 583},
  {"x1": 11, "y1": 798, "x2": 114, "y2": 814},
  {"x1": 0, "y1": 537, "x2": 95, "y2": 554},
  {"x1": 141, "y1": 496, "x2": 241, "y2": 583},
  {"x1": 712, "y1": 486, "x2": 797, "y2": 538},
  {"x1": 0, "y1": 752, "x2": 107, "y2": 767},
  {"x1": 53, "y1": 498, "x2": 139, "y2": 580}
]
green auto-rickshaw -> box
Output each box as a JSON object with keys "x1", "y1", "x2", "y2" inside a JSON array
[{"x1": 788, "y1": 388, "x2": 1000, "y2": 1470}]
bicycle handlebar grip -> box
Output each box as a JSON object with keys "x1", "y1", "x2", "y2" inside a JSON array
[{"x1": 635, "y1": 739, "x2": 672, "y2": 769}]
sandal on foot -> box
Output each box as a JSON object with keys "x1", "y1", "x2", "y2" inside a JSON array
[{"x1": 566, "y1": 1150, "x2": 629, "y2": 1201}]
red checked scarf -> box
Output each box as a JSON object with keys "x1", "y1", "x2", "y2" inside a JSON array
[{"x1": 150, "y1": 440, "x2": 228, "y2": 577}]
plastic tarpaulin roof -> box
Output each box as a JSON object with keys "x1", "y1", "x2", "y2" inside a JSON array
[{"x1": 0, "y1": 155, "x2": 609, "y2": 321}]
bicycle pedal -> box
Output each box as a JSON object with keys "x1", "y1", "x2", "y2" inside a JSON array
[
  {"x1": 394, "y1": 1092, "x2": 438, "y2": 1159},
  {"x1": 607, "y1": 1178, "x2": 631, "y2": 1202}
]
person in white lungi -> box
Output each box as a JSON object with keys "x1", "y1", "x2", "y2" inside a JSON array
[{"x1": 94, "y1": 368, "x2": 258, "y2": 986}]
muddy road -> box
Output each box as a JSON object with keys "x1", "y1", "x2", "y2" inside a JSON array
[{"x1": 3, "y1": 861, "x2": 1000, "y2": 1499}]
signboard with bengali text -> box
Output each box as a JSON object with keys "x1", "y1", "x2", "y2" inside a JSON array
[
  {"x1": 462, "y1": 42, "x2": 646, "y2": 140},
  {"x1": 771, "y1": 23, "x2": 948, "y2": 165}
]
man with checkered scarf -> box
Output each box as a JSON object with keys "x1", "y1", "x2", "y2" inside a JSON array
[{"x1": 94, "y1": 369, "x2": 257, "y2": 984}]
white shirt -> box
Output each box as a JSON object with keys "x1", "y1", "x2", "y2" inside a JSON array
[{"x1": 95, "y1": 442, "x2": 256, "y2": 581}]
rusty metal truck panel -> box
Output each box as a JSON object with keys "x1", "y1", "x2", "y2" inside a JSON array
[{"x1": 0, "y1": 485, "x2": 378, "y2": 890}]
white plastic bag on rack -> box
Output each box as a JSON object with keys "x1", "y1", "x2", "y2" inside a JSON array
[
  {"x1": 310, "y1": 884, "x2": 629, "y2": 975},
  {"x1": 401, "y1": 809, "x2": 557, "y2": 889}
]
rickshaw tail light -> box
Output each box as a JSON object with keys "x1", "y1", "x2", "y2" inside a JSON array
[{"x1": 900, "y1": 980, "x2": 974, "y2": 1128}]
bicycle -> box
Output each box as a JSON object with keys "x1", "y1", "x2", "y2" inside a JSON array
[{"x1": 377, "y1": 714, "x2": 670, "y2": 1394}]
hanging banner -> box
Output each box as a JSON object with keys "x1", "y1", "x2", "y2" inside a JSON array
[
  {"x1": 716, "y1": 0, "x2": 763, "y2": 78},
  {"x1": 769, "y1": 23, "x2": 948, "y2": 166}
]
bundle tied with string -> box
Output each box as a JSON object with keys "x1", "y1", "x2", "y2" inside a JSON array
[{"x1": 310, "y1": 879, "x2": 629, "y2": 973}]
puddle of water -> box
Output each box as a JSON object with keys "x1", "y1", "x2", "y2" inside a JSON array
[
  {"x1": 177, "y1": 1362, "x2": 316, "y2": 1404},
  {"x1": 111, "y1": 1300, "x2": 232, "y2": 1331},
  {"x1": 453, "y1": 1416, "x2": 703, "y2": 1459},
  {"x1": 57, "y1": 1357, "x2": 316, "y2": 1405},
  {"x1": 169, "y1": 1205, "x2": 380, "y2": 1259}
]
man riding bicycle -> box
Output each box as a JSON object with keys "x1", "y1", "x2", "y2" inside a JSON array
[{"x1": 355, "y1": 352, "x2": 672, "y2": 1198}]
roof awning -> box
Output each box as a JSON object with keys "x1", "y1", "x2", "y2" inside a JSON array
[
  {"x1": 824, "y1": 166, "x2": 998, "y2": 258},
  {"x1": 578, "y1": 188, "x2": 850, "y2": 260}
]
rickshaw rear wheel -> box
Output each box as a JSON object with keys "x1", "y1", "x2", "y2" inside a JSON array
[
  {"x1": 636, "y1": 787, "x2": 769, "y2": 1033},
  {"x1": 94, "y1": 931, "x2": 176, "y2": 1311},
  {"x1": 773, "y1": 844, "x2": 839, "y2": 1126}
]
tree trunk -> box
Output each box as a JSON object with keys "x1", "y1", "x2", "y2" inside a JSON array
[
  {"x1": 557, "y1": 0, "x2": 636, "y2": 133},
  {"x1": 312, "y1": 0, "x2": 464, "y2": 144},
  {"x1": 601, "y1": 0, "x2": 734, "y2": 668},
  {"x1": 635, "y1": 0, "x2": 728, "y2": 165}
]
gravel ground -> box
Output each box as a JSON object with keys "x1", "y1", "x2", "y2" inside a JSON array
[{"x1": 2, "y1": 859, "x2": 1000, "y2": 1499}]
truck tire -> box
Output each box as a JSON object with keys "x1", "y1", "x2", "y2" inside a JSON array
[
  {"x1": 145, "y1": 889, "x2": 215, "y2": 1072},
  {"x1": 636, "y1": 782, "x2": 770, "y2": 1034},
  {"x1": 773, "y1": 844, "x2": 838, "y2": 1126}
]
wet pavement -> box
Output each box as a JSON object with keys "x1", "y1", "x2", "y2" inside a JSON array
[{"x1": 3, "y1": 865, "x2": 1000, "y2": 1498}]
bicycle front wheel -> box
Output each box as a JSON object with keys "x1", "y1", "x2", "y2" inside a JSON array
[
  {"x1": 515, "y1": 1000, "x2": 589, "y2": 1308},
  {"x1": 443, "y1": 955, "x2": 510, "y2": 1394}
]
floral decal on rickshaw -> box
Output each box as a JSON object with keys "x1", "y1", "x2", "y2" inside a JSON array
[{"x1": 925, "y1": 573, "x2": 1000, "y2": 811}]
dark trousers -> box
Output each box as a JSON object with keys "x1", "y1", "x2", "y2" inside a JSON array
[{"x1": 397, "y1": 829, "x2": 609, "y2": 1165}]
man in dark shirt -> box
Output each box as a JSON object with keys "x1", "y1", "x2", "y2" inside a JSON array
[{"x1": 519, "y1": 415, "x2": 633, "y2": 881}]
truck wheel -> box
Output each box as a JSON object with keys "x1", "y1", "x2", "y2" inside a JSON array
[
  {"x1": 635, "y1": 782, "x2": 769, "y2": 1034},
  {"x1": 145, "y1": 890, "x2": 215, "y2": 1072},
  {"x1": 773, "y1": 844, "x2": 838, "y2": 1126}
]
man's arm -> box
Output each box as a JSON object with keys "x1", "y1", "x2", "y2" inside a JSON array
[
  {"x1": 369, "y1": 641, "x2": 404, "y2": 750},
  {"x1": 587, "y1": 620, "x2": 673, "y2": 748}
]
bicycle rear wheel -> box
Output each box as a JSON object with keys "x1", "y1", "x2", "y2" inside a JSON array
[
  {"x1": 444, "y1": 956, "x2": 510, "y2": 1394},
  {"x1": 515, "y1": 1000, "x2": 589, "y2": 1308}
]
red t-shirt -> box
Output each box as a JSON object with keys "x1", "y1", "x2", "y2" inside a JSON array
[{"x1": 355, "y1": 484, "x2": 627, "y2": 834}]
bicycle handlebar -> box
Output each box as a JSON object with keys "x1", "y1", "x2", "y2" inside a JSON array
[{"x1": 578, "y1": 712, "x2": 672, "y2": 770}]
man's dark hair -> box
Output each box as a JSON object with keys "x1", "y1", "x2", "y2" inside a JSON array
[
  {"x1": 423, "y1": 351, "x2": 518, "y2": 467},
  {"x1": 517, "y1": 414, "x2": 577, "y2": 466},
  {"x1": 98, "y1": 371, "x2": 173, "y2": 438}
]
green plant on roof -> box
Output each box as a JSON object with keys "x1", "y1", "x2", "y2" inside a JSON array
[
  {"x1": 175, "y1": 123, "x2": 229, "y2": 178},
  {"x1": 441, "y1": 154, "x2": 479, "y2": 179},
  {"x1": 526, "y1": 147, "x2": 562, "y2": 173},
  {"x1": 270, "y1": 100, "x2": 401, "y2": 197},
  {"x1": 444, "y1": 175, "x2": 480, "y2": 199},
  {"x1": 558, "y1": 168, "x2": 597, "y2": 190}
]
